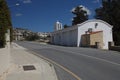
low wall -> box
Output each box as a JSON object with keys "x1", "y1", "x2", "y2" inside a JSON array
[
  {"x1": 0, "y1": 42, "x2": 10, "y2": 79},
  {"x1": 109, "y1": 42, "x2": 120, "y2": 52},
  {"x1": 109, "y1": 46, "x2": 120, "y2": 52}
]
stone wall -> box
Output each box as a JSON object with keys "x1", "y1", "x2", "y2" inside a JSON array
[
  {"x1": 109, "y1": 42, "x2": 120, "y2": 52},
  {"x1": 90, "y1": 31, "x2": 103, "y2": 49},
  {"x1": 81, "y1": 31, "x2": 103, "y2": 49}
]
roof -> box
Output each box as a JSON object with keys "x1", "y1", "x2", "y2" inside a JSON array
[
  {"x1": 82, "y1": 31, "x2": 103, "y2": 36},
  {"x1": 89, "y1": 31, "x2": 103, "y2": 34},
  {"x1": 52, "y1": 19, "x2": 113, "y2": 34},
  {"x1": 77, "y1": 19, "x2": 113, "y2": 28}
]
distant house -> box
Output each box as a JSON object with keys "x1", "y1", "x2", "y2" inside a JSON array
[
  {"x1": 13, "y1": 28, "x2": 32, "y2": 41},
  {"x1": 37, "y1": 32, "x2": 51, "y2": 38},
  {"x1": 51, "y1": 19, "x2": 113, "y2": 49}
]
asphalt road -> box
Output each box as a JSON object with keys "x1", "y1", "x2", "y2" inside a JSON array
[{"x1": 16, "y1": 41, "x2": 120, "y2": 80}]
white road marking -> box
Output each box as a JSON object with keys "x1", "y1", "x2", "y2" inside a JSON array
[
  {"x1": 51, "y1": 48, "x2": 120, "y2": 66},
  {"x1": 16, "y1": 42, "x2": 120, "y2": 80}
]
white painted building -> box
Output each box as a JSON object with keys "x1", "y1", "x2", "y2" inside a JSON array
[
  {"x1": 51, "y1": 19, "x2": 113, "y2": 49},
  {"x1": 54, "y1": 21, "x2": 63, "y2": 31},
  {"x1": 37, "y1": 32, "x2": 49, "y2": 38},
  {"x1": 36, "y1": 32, "x2": 51, "y2": 42},
  {"x1": 13, "y1": 28, "x2": 32, "y2": 41}
]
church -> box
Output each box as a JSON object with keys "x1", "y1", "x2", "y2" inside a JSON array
[{"x1": 51, "y1": 19, "x2": 113, "y2": 49}]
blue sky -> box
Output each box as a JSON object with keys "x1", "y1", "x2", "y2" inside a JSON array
[{"x1": 6, "y1": 0, "x2": 101, "y2": 32}]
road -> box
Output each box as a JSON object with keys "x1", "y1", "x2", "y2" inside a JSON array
[{"x1": 16, "y1": 41, "x2": 120, "y2": 80}]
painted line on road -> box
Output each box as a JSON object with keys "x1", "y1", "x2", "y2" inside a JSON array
[
  {"x1": 51, "y1": 48, "x2": 120, "y2": 66},
  {"x1": 30, "y1": 50, "x2": 81, "y2": 80}
]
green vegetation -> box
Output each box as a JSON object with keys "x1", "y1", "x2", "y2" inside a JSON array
[
  {"x1": 95, "y1": 0, "x2": 120, "y2": 45},
  {"x1": 72, "y1": 6, "x2": 88, "y2": 25},
  {"x1": 25, "y1": 34, "x2": 39, "y2": 41},
  {"x1": 63, "y1": 24, "x2": 69, "y2": 28},
  {"x1": 0, "y1": 0, "x2": 13, "y2": 47}
]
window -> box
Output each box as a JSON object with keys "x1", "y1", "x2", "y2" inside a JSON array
[{"x1": 88, "y1": 28, "x2": 93, "y2": 32}]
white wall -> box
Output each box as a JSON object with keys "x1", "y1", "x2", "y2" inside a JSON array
[
  {"x1": 52, "y1": 29, "x2": 78, "y2": 46},
  {"x1": 77, "y1": 20, "x2": 113, "y2": 49},
  {"x1": 52, "y1": 20, "x2": 113, "y2": 49}
]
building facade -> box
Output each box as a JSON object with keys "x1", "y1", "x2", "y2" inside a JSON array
[
  {"x1": 13, "y1": 28, "x2": 32, "y2": 41},
  {"x1": 51, "y1": 19, "x2": 113, "y2": 49},
  {"x1": 36, "y1": 32, "x2": 51, "y2": 38},
  {"x1": 54, "y1": 21, "x2": 63, "y2": 31}
]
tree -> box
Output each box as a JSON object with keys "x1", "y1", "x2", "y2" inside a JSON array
[
  {"x1": 95, "y1": 0, "x2": 120, "y2": 45},
  {"x1": 0, "y1": 0, "x2": 13, "y2": 47},
  {"x1": 25, "y1": 33, "x2": 39, "y2": 41},
  {"x1": 63, "y1": 24, "x2": 69, "y2": 28},
  {"x1": 72, "y1": 5, "x2": 89, "y2": 25}
]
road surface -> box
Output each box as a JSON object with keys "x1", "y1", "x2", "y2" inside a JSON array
[{"x1": 16, "y1": 41, "x2": 120, "y2": 80}]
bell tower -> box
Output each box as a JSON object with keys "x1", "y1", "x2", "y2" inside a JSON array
[{"x1": 54, "y1": 21, "x2": 63, "y2": 31}]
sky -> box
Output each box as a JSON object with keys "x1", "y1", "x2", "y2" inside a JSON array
[{"x1": 6, "y1": 0, "x2": 102, "y2": 32}]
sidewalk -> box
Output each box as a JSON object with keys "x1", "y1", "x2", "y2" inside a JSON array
[
  {"x1": 6, "y1": 43, "x2": 58, "y2": 80},
  {"x1": 0, "y1": 45, "x2": 10, "y2": 80}
]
